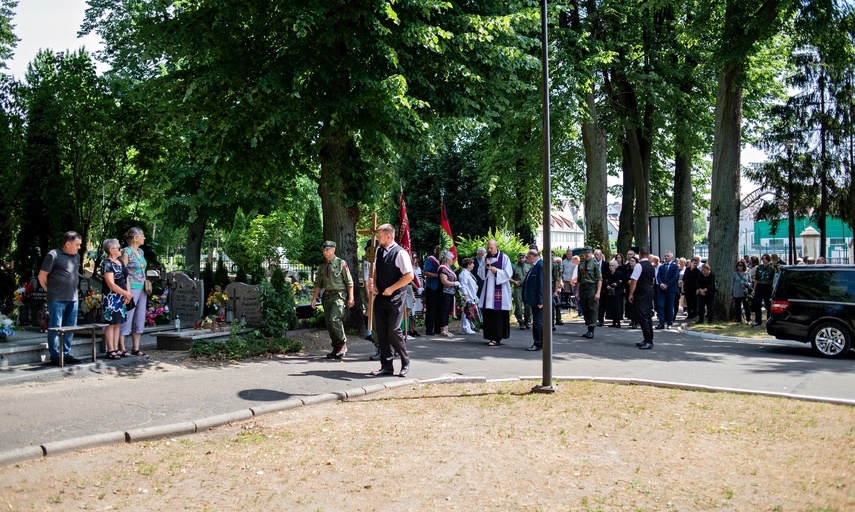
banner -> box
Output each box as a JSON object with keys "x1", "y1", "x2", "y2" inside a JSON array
[
  {"x1": 440, "y1": 198, "x2": 458, "y2": 268},
  {"x1": 397, "y1": 189, "x2": 411, "y2": 254}
]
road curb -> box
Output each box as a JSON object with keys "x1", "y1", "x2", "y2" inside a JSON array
[
  {"x1": 194, "y1": 410, "x2": 254, "y2": 432},
  {"x1": 0, "y1": 446, "x2": 44, "y2": 467},
  {"x1": 126, "y1": 421, "x2": 197, "y2": 443},
  {"x1": 42, "y1": 431, "x2": 127, "y2": 457}
]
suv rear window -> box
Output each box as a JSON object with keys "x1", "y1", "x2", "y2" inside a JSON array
[{"x1": 776, "y1": 269, "x2": 855, "y2": 303}]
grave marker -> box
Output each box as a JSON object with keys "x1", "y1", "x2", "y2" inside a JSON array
[
  {"x1": 225, "y1": 282, "x2": 263, "y2": 327},
  {"x1": 168, "y1": 272, "x2": 204, "y2": 325}
]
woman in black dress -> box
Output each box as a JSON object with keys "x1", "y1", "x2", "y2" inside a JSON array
[{"x1": 605, "y1": 260, "x2": 625, "y2": 327}]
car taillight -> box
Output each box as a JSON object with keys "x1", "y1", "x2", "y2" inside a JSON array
[{"x1": 770, "y1": 300, "x2": 791, "y2": 314}]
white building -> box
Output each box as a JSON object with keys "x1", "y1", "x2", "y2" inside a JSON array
[{"x1": 534, "y1": 199, "x2": 586, "y2": 251}]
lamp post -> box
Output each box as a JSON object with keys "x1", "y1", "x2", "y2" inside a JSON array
[
  {"x1": 743, "y1": 228, "x2": 748, "y2": 256},
  {"x1": 783, "y1": 140, "x2": 797, "y2": 264},
  {"x1": 533, "y1": 0, "x2": 555, "y2": 394}
]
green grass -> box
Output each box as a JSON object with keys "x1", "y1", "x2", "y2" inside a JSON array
[{"x1": 685, "y1": 320, "x2": 770, "y2": 339}]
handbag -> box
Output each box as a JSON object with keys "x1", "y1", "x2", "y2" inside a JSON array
[
  {"x1": 126, "y1": 297, "x2": 136, "y2": 312},
  {"x1": 144, "y1": 279, "x2": 153, "y2": 296}
]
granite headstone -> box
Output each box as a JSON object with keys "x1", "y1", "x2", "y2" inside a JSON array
[
  {"x1": 225, "y1": 282, "x2": 263, "y2": 327},
  {"x1": 168, "y1": 272, "x2": 204, "y2": 325}
]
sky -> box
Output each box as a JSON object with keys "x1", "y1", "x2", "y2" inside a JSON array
[
  {"x1": 6, "y1": 0, "x2": 767, "y2": 183},
  {"x1": 5, "y1": 0, "x2": 103, "y2": 80}
]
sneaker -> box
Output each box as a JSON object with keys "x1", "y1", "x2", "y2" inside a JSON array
[
  {"x1": 365, "y1": 333, "x2": 374, "y2": 342},
  {"x1": 406, "y1": 335, "x2": 415, "y2": 341}
]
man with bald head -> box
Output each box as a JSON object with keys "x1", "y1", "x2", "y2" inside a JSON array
[{"x1": 477, "y1": 240, "x2": 513, "y2": 346}]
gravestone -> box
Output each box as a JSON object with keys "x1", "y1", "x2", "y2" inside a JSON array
[
  {"x1": 168, "y1": 272, "x2": 204, "y2": 325},
  {"x1": 28, "y1": 277, "x2": 46, "y2": 327},
  {"x1": 225, "y1": 282, "x2": 263, "y2": 327}
]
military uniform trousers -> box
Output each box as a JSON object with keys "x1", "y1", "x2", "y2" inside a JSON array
[
  {"x1": 322, "y1": 290, "x2": 347, "y2": 349},
  {"x1": 579, "y1": 283, "x2": 599, "y2": 328},
  {"x1": 512, "y1": 286, "x2": 531, "y2": 324}
]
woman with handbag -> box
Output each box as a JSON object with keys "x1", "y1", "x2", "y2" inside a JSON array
[
  {"x1": 119, "y1": 227, "x2": 150, "y2": 358},
  {"x1": 102, "y1": 239, "x2": 133, "y2": 360},
  {"x1": 731, "y1": 259, "x2": 752, "y2": 324}
]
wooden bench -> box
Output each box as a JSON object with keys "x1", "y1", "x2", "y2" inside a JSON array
[{"x1": 50, "y1": 324, "x2": 109, "y2": 367}]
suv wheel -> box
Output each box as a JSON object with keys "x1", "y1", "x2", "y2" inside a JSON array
[{"x1": 810, "y1": 322, "x2": 852, "y2": 359}]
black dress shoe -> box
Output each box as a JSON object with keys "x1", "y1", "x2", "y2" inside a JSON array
[
  {"x1": 635, "y1": 340, "x2": 650, "y2": 347},
  {"x1": 555, "y1": 321, "x2": 564, "y2": 325},
  {"x1": 655, "y1": 324, "x2": 664, "y2": 330},
  {"x1": 399, "y1": 365, "x2": 409, "y2": 376},
  {"x1": 370, "y1": 368, "x2": 395, "y2": 376},
  {"x1": 597, "y1": 321, "x2": 604, "y2": 327},
  {"x1": 526, "y1": 344, "x2": 542, "y2": 351},
  {"x1": 583, "y1": 331, "x2": 594, "y2": 339},
  {"x1": 369, "y1": 349, "x2": 381, "y2": 361},
  {"x1": 638, "y1": 342, "x2": 654, "y2": 350},
  {"x1": 64, "y1": 355, "x2": 83, "y2": 365}
]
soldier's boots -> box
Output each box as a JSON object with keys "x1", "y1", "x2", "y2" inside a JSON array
[{"x1": 327, "y1": 344, "x2": 348, "y2": 360}]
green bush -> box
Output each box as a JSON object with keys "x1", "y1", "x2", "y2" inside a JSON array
[
  {"x1": 259, "y1": 278, "x2": 298, "y2": 337},
  {"x1": 189, "y1": 328, "x2": 303, "y2": 361},
  {"x1": 456, "y1": 228, "x2": 529, "y2": 260}
]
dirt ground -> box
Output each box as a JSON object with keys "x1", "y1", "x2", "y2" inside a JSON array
[{"x1": 2, "y1": 375, "x2": 853, "y2": 511}]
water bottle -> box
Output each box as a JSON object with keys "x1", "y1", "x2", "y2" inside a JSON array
[{"x1": 175, "y1": 314, "x2": 181, "y2": 331}]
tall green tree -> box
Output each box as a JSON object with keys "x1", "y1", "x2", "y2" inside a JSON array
[
  {"x1": 296, "y1": 202, "x2": 324, "y2": 279},
  {"x1": 707, "y1": 0, "x2": 792, "y2": 318}
]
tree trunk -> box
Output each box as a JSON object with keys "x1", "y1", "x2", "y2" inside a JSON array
[
  {"x1": 709, "y1": 64, "x2": 743, "y2": 320},
  {"x1": 818, "y1": 69, "x2": 828, "y2": 260},
  {"x1": 617, "y1": 142, "x2": 635, "y2": 254},
  {"x1": 185, "y1": 214, "x2": 208, "y2": 278},
  {"x1": 674, "y1": 148, "x2": 694, "y2": 259},
  {"x1": 319, "y1": 132, "x2": 365, "y2": 333},
  {"x1": 581, "y1": 90, "x2": 609, "y2": 254}
]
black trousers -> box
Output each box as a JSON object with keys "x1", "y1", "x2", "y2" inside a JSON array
[
  {"x1": 423, "y1": 287, "x2": 440, "y2": 334},
  {"x1": 438, "y1": 292, "x2": 452, "y2": 328},
  {"x1": 697, "y1": 292, "x2": 715, "y2": 323},
  {"x1": 634, "y1": 294, "x2": 654, "y2": 343},
  {"x1": 374, "y1": 300, "x2": 409, "y2": 371},
  {"x1": 754, "y1": 284, "x2": 772, "y2": 322},
  {"x1": 733, "y1": 296, "x2": 751, "y2": 323},
  {"x1": 684, "y1": 287, "x2": 698, "y2": 319}
]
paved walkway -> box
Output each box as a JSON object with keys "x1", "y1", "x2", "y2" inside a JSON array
[{"x1": 1, "y1": 316, "x2": 853, "y2": 465}]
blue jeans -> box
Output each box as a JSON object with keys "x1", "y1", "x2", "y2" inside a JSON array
[
  {"x1": 530, "y1": 305, "x2": 543, "y2": 346},
  {"x1": 48, "y1": 300, "x2": 78, "y2": 360}
]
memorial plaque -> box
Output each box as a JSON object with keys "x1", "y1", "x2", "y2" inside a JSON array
[
  {"x1": 169, "y1": 272, "x2": 204, "y2": 324},
  {"x1": 225, "y1": 282, "x2": 263, "y2": 327}
]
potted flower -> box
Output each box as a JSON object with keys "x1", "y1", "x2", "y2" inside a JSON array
[{"x1": 13, "y1": 282, "x2": 33, "y2": 326}]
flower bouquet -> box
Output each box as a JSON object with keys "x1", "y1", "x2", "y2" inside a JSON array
[
  {"x1": 146, "y1": 292, "x2": 171, "y2": 326},
  {"x1": 206, "y1": 285, "x2": 229, "y2": 313},
  {"x1": 194, "y1": 311, "x2": 227, "y2": 332}
]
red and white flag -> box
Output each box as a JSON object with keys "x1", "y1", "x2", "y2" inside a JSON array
[{"x1": 440, "y1": 197, "x2": 458, "y2": 269}]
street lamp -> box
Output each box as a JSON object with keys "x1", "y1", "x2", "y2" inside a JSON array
[
  {"x1": 743, "y1": 228, "x2": 747, "y2": 256},
  {"x1": 783, "y1": 140, "x2": 797, "y2": 264}
]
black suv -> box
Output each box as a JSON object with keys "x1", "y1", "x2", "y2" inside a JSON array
[{"x1": 766, "y1": 265, "x2": 855, "y2": 358}]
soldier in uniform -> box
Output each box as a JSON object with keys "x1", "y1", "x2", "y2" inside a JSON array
[
  {"x1": 578, "y1": 247, "x2": 602, "y2": 339},
  {"x1": 311, "y1": 241, "x2": 355, "y2": 359},
  {"x1": 510, "y1": 253, "x2": 531, "y2": 329}
]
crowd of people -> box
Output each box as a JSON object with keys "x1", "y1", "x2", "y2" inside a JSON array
[{"x1": 394, "y1": 243, "x2": 802, "y2": 353}]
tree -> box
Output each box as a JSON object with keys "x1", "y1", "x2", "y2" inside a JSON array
[
  {"x1": 83, "y1": 0, "x2": 540, "y2": 330},
  {"x1": 296, "y1": 202, "x2": 324, "y2": 279},
  {"x1": 707, "y1": 0, "x2": 791, "y2": 319}
]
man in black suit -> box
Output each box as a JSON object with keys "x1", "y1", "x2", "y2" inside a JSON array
[
  {"x1": 629, "y1": 246, "x2": 656, "y2": 350},
  {"x1": 522, "y1": 249, "x2": 543, "y2": 351}
]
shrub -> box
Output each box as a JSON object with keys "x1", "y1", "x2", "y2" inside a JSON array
[{"x1": 189, "y1": 328, "x2": 303, "y2": 361}]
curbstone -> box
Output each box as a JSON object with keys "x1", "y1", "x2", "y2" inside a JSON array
[
  {"x1": 591, "y1": 377, "x2": 632, "y2": 385},
  {"x1": 630, "y1": 379, "x2": 713, "y2": 392},
  {"x1": 486, "y1": 378, "x2": 521, "y2": 383},
  {"x1": 126, "y1": 421, "x2": 197, "y2": 443},
  {"x1": 360, "y1": 383, "x2": 387, "y2": 394},
  {"x1": 384, "y1": 378, "x2": 417, "y2": 389},
  {"x1": 42, "y1": 431, "x2": 127, "y2": 458},
  {"x1": 344, "y1": 387, "x2": 366, "y2": 399},
  {"x1": 249, "y1": 398, "x2": 303, "y2": 417},
  {"x1": 417, "y1": 376, "x2": 486, "y2": 385},
  {"x1": 0, "y1": 446, "x2": 44, "y2": 467},
  {"x1": 194, "y1": 410, "x2": 253, "y2": 432},
  {"x1": 300, "y1": 393, "x2": 341, "y2": 406}
]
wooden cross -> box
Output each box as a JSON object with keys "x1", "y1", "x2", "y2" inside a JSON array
[{"x1": 356, "y1": 213, "x2": 378, "y2": 332}]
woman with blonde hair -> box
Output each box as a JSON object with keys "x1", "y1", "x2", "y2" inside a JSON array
[{"x1": 119, "y1": 228, "x2": 149, "y2": 358}]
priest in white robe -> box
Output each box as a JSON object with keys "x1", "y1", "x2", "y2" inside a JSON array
[{"x1": 477, "y1": 239, "x2": 514, "y2": 346}]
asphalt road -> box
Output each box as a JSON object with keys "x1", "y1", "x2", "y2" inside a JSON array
[{"x1": 1, "y1": 318, "x2": 853, "y2": 454}]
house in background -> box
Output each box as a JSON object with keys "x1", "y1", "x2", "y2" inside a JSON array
[{"x1": 534, "y1": 198, "x2": 585, "y2": 252}]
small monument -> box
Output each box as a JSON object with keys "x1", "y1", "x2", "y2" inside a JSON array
[
  {"x1": 225, "y1": 282, "x2": 263, "y2": 327},
  {"x1": 168, "y1": 272, "x2": 204, "y2": 325}
]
